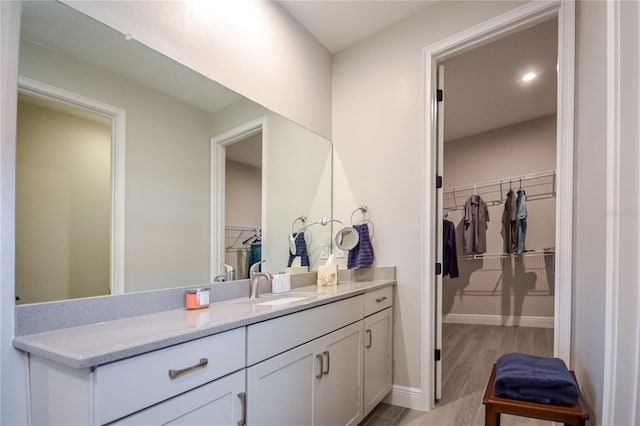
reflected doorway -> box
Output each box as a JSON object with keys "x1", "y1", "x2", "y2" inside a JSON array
[
  {"x1": 16, "y1": 93, "x2": 112, "y2": 303},
  {"x1": 223, "y1": 132, "x2": 263, "y2": 280}
]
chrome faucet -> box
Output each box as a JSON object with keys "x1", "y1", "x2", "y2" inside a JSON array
[{"x1": 249, "y1": 260, "x2": 272, "y2": 299}]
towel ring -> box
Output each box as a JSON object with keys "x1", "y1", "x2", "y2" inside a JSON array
[
  {"x1": 350, "y1": 206, "x2": 375, "y2": 239},
  {"x1": 291, "y1": 215, "x2": 307, "y2": 233}
]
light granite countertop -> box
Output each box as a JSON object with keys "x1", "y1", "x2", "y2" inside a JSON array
[{"x1": 13, "y1": 280, "x2": 395, "y2": 369}]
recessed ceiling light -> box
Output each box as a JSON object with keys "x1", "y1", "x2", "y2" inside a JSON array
[{"x1": 522, "y1": 72, "x2": 537, "y2": 82}]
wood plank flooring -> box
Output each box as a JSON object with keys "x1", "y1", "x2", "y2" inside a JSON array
[{"x1": 362, "y1": 324, "x2": 554, "y2": 426}]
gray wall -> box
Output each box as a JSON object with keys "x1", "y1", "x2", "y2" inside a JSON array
[{"x1": 443, "y1": 115, "x2": 556, "y2": 321}]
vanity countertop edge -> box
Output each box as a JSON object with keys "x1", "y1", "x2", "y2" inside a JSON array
[{"x1": 13, "y1": 279, "x2": 395, "y2": 369}]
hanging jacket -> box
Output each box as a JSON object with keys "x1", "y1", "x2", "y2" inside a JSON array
[{"x1": 443, "y1": 219, "x2": 459, "y2": 278}]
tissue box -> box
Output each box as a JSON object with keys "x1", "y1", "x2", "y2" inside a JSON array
[
  {"x1": 272, "y1": 274, "x2": 291, "y2": 294},
  {"x1": 317, "y1": 264, "x2": 338, "y2": 286}
]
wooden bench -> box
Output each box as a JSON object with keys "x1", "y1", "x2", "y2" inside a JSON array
[{"x1": 483, "y1": 364, "x2": 589, "y2": 426}]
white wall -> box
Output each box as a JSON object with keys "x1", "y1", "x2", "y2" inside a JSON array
[
  {"x1": 63, "y1": 0, "x2": 333, "y2": 139},
  {"x1": 0, "y1": 2, "x2": 28, "y2": 424},
  {"x1": 443, "y1": 116, "x2": 556, "y2": 321},
  {"x1": 332, "y1": 0, "x2": 525, "y2": 394},
  {"x1": 19, "y1": 40, "x2": 213, "y2": 294},
  {"x1": 572, "y1": 1, "x2": 607, "y2": 422},
  {"x1": 16, "y1": 101, "x2": 111, "y2": 303}
]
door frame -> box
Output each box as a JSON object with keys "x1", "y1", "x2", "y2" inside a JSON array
[
  {"x1": 209, "y1": 116, "x2": 268, "y2": 282},
  {"x1": 17, "y1": 76, "x2": 127, "y2": 296},
  {"x1": 421, "y1": 0, "x2": 574, "y2": 410}
]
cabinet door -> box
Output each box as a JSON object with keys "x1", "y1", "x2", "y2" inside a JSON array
[
  {"x1": 363, "y1": 307, "x2": 393, "y2": 416},
  {"x1": 314, "y1": 321, "x2": 364, "y2": 426},
  {"x1": 112, "y1": 370, "x2": 245, "y2": 426},
  {"x1": 246, "y1": 339, "x2": 317, "y2": 426}
]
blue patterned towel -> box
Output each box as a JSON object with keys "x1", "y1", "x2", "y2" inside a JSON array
[
  {"x1": 347, "y1": 224, "x2": 374, "y2": 269},
  {"x1": 287, "y1": 232, "x2": 309, "y2": 267},
  {"x1": 495, "y1": 353, "x2": 579, "y2": 404}
]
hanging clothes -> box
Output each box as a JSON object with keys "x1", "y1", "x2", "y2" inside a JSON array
[
  {"x1": 501, "y1": 189, "x2": 517, "y2": 254},
  {"x1": 516, "y1": 189, "x2": 528, "y2": 254},
  {"x1": 463, "y1": 195, "x2": 490, "y2": 254},
  {"x1": 443, "y1": 219, "x2": 459, "y2": 278},
  {"x1": 248, "y1": 243, "x2": 262, "y2": 270}
]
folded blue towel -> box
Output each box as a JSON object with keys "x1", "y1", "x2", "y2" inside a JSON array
[
  {"x1": 495, "y1": 353, "x2": 579, "y2": 404},
  {"x1": 347, "y1": 224, "x2": 374, "y2": 269},
  {"x1": 287, "y1": 232, "x2": 309, "y2": 267}
]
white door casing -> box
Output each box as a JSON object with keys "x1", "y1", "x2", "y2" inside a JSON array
[
  {"x1": 17, "y1": 76, "x2": 126, "y2": 296},
  {"x1": 210, "y1": 117, "x2": 267, "y2": 282}
]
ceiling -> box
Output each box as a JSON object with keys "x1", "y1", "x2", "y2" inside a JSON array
[
  {"x1": 443, "y1": 18, "x2": 558, "y2": 141},
  {"x1": 279, "y1": 1, "x2": 435, "y2": 54}
]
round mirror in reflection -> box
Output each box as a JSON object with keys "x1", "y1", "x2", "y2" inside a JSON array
[{"x1": 335, "y1": 227, "x2": 360, "y2": 251}]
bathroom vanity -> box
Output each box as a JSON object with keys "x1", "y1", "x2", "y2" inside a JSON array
[{"x1": 14, "y1": 279, "x2": 394, "y2": 425}]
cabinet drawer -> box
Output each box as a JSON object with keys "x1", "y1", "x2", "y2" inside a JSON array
[
  {"x1": 247, "y1": 295, "x2": 364, "y2": 366},
  {"x1": 364, "y1": 287, "x2": 393, "y2": 316},
  {"x1": 95, "y1": 327, "x2": 245, "y2": 425}
]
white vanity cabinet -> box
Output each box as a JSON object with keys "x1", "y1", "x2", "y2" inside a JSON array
[
  {"x1": 247, "y1": 321, "x2": 363, "y2": 426},
  {"x1": 363, "y1": 287, "x2": 394, "y2": 416},
  {"x1": 246, "y1": 295, "x2": 365, "y2": 426},
  {"x1": 28, "y1": 327, "x2": 246, "y2": 425}
]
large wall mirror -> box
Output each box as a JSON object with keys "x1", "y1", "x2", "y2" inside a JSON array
[{"x1": 15, "y1": 1, "x2": 332, "y2": 304}]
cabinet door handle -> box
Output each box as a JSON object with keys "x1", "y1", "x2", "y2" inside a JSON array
[
  {"x1": 376, "y1": 296, "x2": 387, "y2": 303},
  {"x1": 322, "y1": 351, "x2": 330, "y2": 375},
  {"x1": 237, "y1": 392, "x2": 246, "y2": 426},
  {"x1": 366, "y1": 329, "x2": 373, "y2": 349},
  {"x1": 316, "y1": 354, "x2": 324, "y2": 378},
  {"x1": 168, "y1": 358, "x2": 208, "y2": 379}
]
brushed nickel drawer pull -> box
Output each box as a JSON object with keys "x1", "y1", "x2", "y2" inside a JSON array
[
  {"x1": 366, "y1": 329, "x2": 373, "y2": 349},
  {"x1": 237, "y1": 392, "x2": 247, "y2": 426},
  {"x1": 316, "y1": 354, "x2": 324, "y2": 378},
  {"x1": 376, "y1": 296, "x2": 387, "y2": 303},
  {"x1": 168, "y1": 358, "x2": 208, "y2": 379},
  {"x1": 322, "y1": 351, "x2": 330, "y2": 375}
]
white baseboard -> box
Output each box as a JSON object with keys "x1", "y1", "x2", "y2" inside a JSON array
[
  {"x1": 444, "y1": 313, "x2": 554, "y2": 328},
  {"x1": 383, "y1": 385, "x2": 425, "y2": 410}
]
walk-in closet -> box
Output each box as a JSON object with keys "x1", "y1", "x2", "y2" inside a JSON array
[
  {"x1": 222, "y1": 132, "x2": 263, "y2": 280},
  {"x1": 436, "y1": 16, "x2": 559, "y2": 418}
]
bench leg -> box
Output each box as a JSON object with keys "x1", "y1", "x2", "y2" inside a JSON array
[{"x1": 484, "y1": 406, "x2": 500, "y2": 426}]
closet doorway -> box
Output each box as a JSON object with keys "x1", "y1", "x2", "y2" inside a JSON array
[
  {"x1": 431, "y1": 10, "x2": 568, "y2": 413},
  {"x1": 211, "y1": 118, "x2": 266, "y2": 282}
]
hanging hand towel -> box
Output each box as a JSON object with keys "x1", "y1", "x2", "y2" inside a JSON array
[
  {"x1": 287, "y1": 232, "x2": 309, "y2": 267},
  {"x1": 347, "y1": 224, "x2": 374, "y2": 269}
]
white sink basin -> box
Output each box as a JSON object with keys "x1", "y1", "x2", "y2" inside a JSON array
[
  {"x1": 256, "y1": 296, "x2": 311, "y2": 306},
  {"x1": 233, "y1": 292, "x2": 318, "y2": 306}
]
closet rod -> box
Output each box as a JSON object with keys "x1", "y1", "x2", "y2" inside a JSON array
[{"x1": 225, "y1": 225, "x2": 260, "y2": 231}]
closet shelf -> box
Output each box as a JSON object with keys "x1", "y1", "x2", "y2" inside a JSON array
[
  {"x1": 443, "y1": 170, "x2": 556, "y2": 211},
  {"x1": 458, "y1": 249, "x2": 555, "y2": 260},
  {"x1": 225, "y1": 225, "x2": 261, "y2": 250}
]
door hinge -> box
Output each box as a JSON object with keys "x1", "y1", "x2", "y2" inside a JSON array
[
  {"x1": 436, "y1": 175, "x2": 443, "y2": 189},
  {"x1": 435, "y1": 262, "x2": 442, "y2": 276},
  {"x1": 436, "y1": 89, "x2": 443, "y2": 102},
  {"x1": 435, "y1": 349, "x2": 441, "y2": 361}
]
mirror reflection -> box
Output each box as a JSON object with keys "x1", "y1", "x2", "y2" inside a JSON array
[{"x1": 15, "y1": 1, "x2": 332, "y2": 304}]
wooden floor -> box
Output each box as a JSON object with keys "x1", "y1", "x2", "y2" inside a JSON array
[{"x1": 362, "y1": 324, "x2": 554, "y2": 426}]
